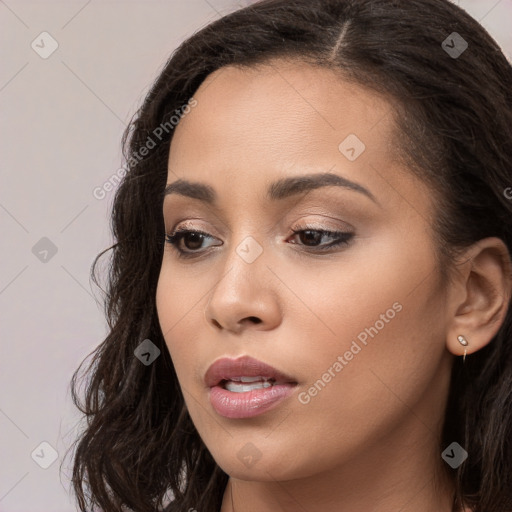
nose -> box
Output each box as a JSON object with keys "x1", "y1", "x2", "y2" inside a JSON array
[{"x1": 204, "y1": 240, "x2": 282, "y2": 334}]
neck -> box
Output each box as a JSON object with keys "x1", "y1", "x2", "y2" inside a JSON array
[
  {"x1": 223, "y1": 468, "x2": 456, "y2": 512},
  {"x1": 220, "y1": 418, "x2": 457, "y2": 512}
]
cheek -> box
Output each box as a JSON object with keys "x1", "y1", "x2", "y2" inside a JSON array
[
  {"x1": 155, "y1": 265, "x2": 203, "y2": 381},
  {"x1": 291, "y1": 234, "x2": 447, "y2": 443},
  {"x1": 292, "y1": 295, "x2": 447, "y2": 473}
]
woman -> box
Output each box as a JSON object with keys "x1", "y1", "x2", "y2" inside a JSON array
[{"x1": 69, "y1": 0, "x2": 512, "y2": 511}]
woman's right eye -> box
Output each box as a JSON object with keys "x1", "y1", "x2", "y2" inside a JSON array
[{"x1": 165, "y1": 228, "x2": 221, "y2": 258}]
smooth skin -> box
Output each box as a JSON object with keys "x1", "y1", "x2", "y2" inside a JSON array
[{"x1": 155, "y1": 59, "x2": 511, "y2": 512}]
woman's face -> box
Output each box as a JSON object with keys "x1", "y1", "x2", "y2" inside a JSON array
[{"x1": 156, "y1": 59, "x2": 453, "y2": 484}]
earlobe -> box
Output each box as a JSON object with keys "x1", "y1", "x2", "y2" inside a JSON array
[{"x1": 446, "y1": 237, "x2": 512, "y2": 358}]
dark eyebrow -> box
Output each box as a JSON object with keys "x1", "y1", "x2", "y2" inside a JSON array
[{"x1": 163, "y1": 172, "x2": 379, "y2": 206}]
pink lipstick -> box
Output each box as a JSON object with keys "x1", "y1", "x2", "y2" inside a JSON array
[{"x1": 205, "y1": 355, "x2": 298, "y2": 419}]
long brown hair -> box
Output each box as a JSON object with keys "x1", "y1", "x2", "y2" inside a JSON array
[{"x1": 68, "y1": 1, "x2": 512, "y2": 510}]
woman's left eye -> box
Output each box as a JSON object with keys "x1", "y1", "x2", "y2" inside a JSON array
[
  {"x1": 164, "y1": 226, "x2": 354, "y2": 259},
  {"x1": 289, "y1": 227, "x2": 354, "y2": 251}
]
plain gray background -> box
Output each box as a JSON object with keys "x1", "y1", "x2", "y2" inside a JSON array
[{"x1": 1, "y1": 1, "x2": 511, "y2": 510}]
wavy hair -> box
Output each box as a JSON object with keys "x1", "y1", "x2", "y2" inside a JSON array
[{"x1": 68, "y1": 0, "x2": 512, "y2": 511}]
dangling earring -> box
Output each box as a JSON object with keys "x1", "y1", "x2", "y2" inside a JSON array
[{"x1": 457, "y1": 335, "x2": 468, "y2": 362}]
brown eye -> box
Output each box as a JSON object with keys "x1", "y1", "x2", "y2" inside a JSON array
[
  {"x1": 297, "y1": 230, "x2": 323, "y2": 246},
  {"x1": 165, "y1": 228, "x2": 221, "y2": 258},
  {"x1": 289, "y1": 228, "x2": 354, "y2": 250},
  {"x1": 179, "y1": 231, "x2": 206, "y2": 251}
]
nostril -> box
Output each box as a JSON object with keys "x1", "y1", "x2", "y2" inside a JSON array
[{"x1": 247, "y1": 316, "x2": 262, "y2": 324}]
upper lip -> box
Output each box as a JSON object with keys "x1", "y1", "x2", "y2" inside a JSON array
[{"x1": 204, "y1": 355, "x2": 298, "y2": 388}]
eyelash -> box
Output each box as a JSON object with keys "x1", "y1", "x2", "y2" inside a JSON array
[{"x1": 164, "y1": 224, "x2": 354, "y2": 259}]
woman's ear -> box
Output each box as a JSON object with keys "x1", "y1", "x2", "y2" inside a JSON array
[{"x1": 445, "y1": 237, "x2": 512, "y2": 357}]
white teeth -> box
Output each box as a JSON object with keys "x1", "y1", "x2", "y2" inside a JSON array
[
  {"x1": 225, "y1": 376, "x2": 274, "y2": 383},
  {"x1": 225, "y1": 380, "x2": 273, "y2": 393},
  {"x1": 238, "y1": 376, "x2": 268, "y2": 383}
]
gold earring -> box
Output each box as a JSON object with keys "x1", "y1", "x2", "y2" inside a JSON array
[{"x1": 457, "y1": 335, "x2": 468, "y2": 362}]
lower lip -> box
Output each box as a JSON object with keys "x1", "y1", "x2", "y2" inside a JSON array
[{"x1": 209, "y1": 382, "x2": 297, "y2": 418}]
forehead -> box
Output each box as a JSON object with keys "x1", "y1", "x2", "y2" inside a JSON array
[
  {"x1": 166, "y1": 58, "x2": 429, "y2": 218},
  {"x1": 172, "y1": 58, "x2": 395, "y2": 153}
]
